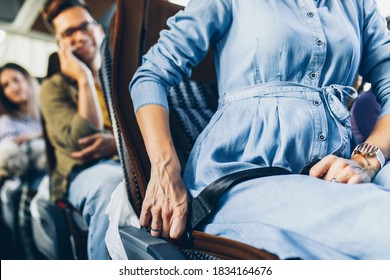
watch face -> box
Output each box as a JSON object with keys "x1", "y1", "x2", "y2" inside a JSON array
[{"x1": 356, "y1": 143, "x2": 378, "y2": 156}]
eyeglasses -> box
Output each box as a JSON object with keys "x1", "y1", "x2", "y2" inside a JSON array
[{"x1": 57, "y1": 21, "x2": 97, "y2": 41}]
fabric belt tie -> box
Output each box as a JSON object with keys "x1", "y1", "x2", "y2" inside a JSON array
[
  {"x1": 219, "y1": 81, "x2": 357, "y2": 121},
  {"x1": 321, "y1": 84, "x2": 357, "y2": 125},
  {"x1": 321, "y1": 85, "x2": 357, "y2": 155},
  {"x1": 218, "y1": 81, "x2": 358, "y2": 156}
]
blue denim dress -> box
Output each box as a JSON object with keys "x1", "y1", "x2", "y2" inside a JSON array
[{"x1": 130, "y1": 0, "x2": 390, "y2": 259}]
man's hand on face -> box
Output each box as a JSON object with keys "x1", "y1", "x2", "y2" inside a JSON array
[
  {"x1": 71, "y1": 132, "x2": 117, "y2": 162},
  {"x1": 57, "y1": 40, "x2": 91, "y2": 82}
]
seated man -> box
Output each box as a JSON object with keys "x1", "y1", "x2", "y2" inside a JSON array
[{"x1": 40, "y1": 0, "x2": 123, "y2": 259}]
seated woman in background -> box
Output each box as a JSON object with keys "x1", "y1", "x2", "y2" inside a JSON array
[{"x1": 0, "y1": 63, "x2": 46, "y2": 191}]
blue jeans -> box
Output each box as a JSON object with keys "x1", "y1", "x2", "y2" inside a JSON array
[{"x1": 67, "y1": 159, "x2": 123, "y2": 260}]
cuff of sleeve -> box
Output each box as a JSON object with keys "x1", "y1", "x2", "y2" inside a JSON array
[
  {"x1": 73, "y1": 115, "x2": 101, "y2": 135},
  {"x1": 70, "y1": 115, "x2": 101, "y2": 149},
  {"x1": 130, "y1": 81, "x2": 169, "y2": 113}
]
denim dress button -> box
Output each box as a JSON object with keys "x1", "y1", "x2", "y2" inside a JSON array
[
  {"x1": 309, "y1": 72, "x2": 318, "y2": 79},
  {"x1": 307, "y1": 11, "x2": 315, "y2": 17}
]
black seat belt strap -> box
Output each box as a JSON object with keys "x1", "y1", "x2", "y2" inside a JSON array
[{"x1": 189, "y1": 167, "x2": 293, "y2": 231}]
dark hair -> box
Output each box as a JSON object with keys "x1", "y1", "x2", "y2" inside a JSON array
[
  {"x1": 0, "y1": 63, "x2": 36, "y2": 118},
  {"x1": 42, "y1": 0, "x2": 93, "y2": 32},
  {"x1": 387, "y1": 16, "x2": 390, "y2": 30}
]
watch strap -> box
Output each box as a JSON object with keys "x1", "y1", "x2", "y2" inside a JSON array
[{"x1": 352, "y1": 142, "x2": 385, "y2": 169}]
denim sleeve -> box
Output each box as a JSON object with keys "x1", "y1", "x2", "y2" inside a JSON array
[
  {"x1": 129, "y1": 0, "x2": 232, "y2": 113},
  {"x1": 359, "y1": 0, "x2": 390, "y2": 119}
]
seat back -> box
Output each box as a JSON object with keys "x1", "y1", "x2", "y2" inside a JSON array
[
  {"x1": 0, "y1": 178, "x2": 24, "y2": 257},
  {"x1": 41, "y1": 52, "x2": 61, "y2": 174},
  {"x1": 111, "y1": 0, "x2": 278, "y2": 260},
  {"x1": 112, "y1": 0, "x2": 216, "y2": 216},
  {"x1": 111, "y1": 0, "x2": 156, "y2": 214}
]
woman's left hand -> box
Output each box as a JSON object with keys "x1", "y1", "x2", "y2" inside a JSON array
[
  {"x1": 13, "y1": 134, "x2": 33, "y2": 145},
  {"x1": 140, "y1": 161, "x2": 189, "y2": 239},
  {"x1": 310, "y1": 154, "x2": 380, "y2": 184}
]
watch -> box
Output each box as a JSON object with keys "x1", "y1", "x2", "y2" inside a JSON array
[{"x1": 352, "y1": 142, "x2": 386, "y2": 169}]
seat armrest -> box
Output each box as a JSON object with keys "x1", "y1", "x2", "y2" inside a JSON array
[{"x1": 118, "y1": 225, "x2": 186, "y2": 260}]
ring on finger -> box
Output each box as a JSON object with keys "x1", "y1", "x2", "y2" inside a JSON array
[{"x1": 151, "y1": 227, "x2": 162, "y2": 233}]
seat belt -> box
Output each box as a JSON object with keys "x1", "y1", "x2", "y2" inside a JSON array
[{"x1": 188, "y1": 159, "x2": 321, "y2": 232}]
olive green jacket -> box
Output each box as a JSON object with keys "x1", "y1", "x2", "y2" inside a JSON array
[{"x1": 40, "y1": 73, "x2": 103, "y2": 201}]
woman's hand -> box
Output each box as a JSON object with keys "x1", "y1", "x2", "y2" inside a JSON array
[
  {"x1": 310, "y1": 154, "x2": 380, "y2": 184},
  {"x1": 13, "y1": 133, "x2": 41, "y2": 145},
  {"x1": 135, "y1": 104, "x2": 189, "y2": 239},
  {"x1": 13, "y1": 134, "x2": 32, "y2": 145},
  {"x1": 140, "y1": 158, "x2": 189, "y2": 239}
]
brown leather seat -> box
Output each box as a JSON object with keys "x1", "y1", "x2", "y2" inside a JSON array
[{"x1": 110, "y1": 0, "x2": 278, "y2": 259}]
